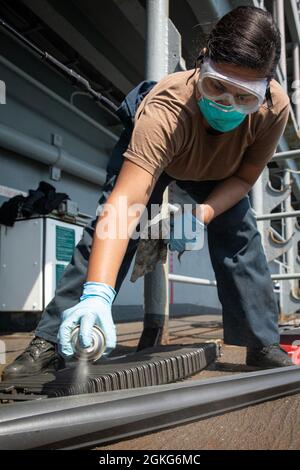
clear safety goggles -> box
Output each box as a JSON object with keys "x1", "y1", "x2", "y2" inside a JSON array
[{"x1": 197, "y1": 59, "x2": 268, "y2": 114}]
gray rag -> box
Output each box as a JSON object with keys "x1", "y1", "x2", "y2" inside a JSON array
[
  {"x1": 130, "y1": 207, "x2": 185, "y2": 282},
  {"x1": 130, "y1": 228, "x2": 168, "y2": 283}
]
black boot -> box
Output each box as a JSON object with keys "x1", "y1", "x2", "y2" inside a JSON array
[
  {"x1": 2, "y1": 337, "x2": 64, "y2": 380},
  {"x1": 246, "y1": 344, "x2": 293, "y2": 369},
  {"x1": 136, "y1": 327, "x2": 163, "y2": 351}
]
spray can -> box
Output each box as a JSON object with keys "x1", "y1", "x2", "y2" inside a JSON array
[{"x1": 70, "y1": 325, "x2": 106, "y2": 362}]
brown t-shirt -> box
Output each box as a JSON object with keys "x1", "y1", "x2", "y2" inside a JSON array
[{"x1": 123, "y1": 69, "x2": 290, "y2": 181}]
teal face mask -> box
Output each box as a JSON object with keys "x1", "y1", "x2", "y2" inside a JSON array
[{"x1": 198, "y1": 97, "x2": 246, "y2": 133}]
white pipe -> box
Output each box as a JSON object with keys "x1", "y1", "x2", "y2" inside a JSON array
[
  {"x1": 168, "y1": 272, "x2": 300, "y2": 285},
  {"x1": 278, "y1": 137, "x2": 300, "y2": 201},
  {"x1": 293, "y1": 43, "x2": 300, "y2": 130},
  {"x1": 143, "y1": 0, "x2": 170, "y2": 336},
  {"x1": 273, "y1": 148, "x2": 300, "y2": 161},
  {"x1": 146, "y1": 0, "x2": 169, "y2": 80},
  {"x1": 275, "y1": 0, "x2": 288, "y2": 91},
  {"x1": 256, "y1": 209, "x2": 300, "y2": 221},
  {"x1": 283, "y1": 171, "x2": 297, "y2": 294},
  {"x1": 0, "y1": 123, "x2": 107, "y2": 186},
  {"x1": 272, "y1": 273, "x2": 300, "y2": 280},
  {"x1": 168, "y1": 273, "x2": 217, "y2": 287}
]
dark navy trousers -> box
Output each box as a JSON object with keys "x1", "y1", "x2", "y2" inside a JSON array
[{"x1": 36, "y1": 170, "x2": 280, "y2": 348}]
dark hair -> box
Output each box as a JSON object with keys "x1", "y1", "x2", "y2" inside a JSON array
[{"x1": 194, "y1": 6, "x2": 281, "y2": 106}]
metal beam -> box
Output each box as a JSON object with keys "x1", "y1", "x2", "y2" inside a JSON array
[
  {"x1": 186, "y1": 0, "x2": 232, "y2": 34},
  {"x1": 111, "y1": 0, "x2": 146, "y2": 39},
  {"x1": 256, "y1": 210, "x2": 300, "y2": 221},
  {"x1": 21, "y1": 0, "x2": 134, "y2": 94},
  {"x1": 283, "y1": 170, "x2": 298, "y2": 293},
  {"x1": 275, "y1": 0, "x2": 288, "y2": 91},
  {"x1": 169, "y1": 273, "x2": 217, "y2": 287},
  {"x1": 277, "y1": 137, "x2": 300, "y2": 202},
  {"x1": 285, "y1": 0, "x2": 300, "y2": 45},
  {"x1": 0, "y1": 366, "x2": 299, "y2": 449},
  {"x1": 0, "y1": 54, "x2": 118, "y2": 143},
  {"x1": 293, "y1": 42, "x2": 300, "y2": 129},
  {"x1": 169, "y1": 272, "x2": 300, "y2": 285},
  {"x1": 145, "y1": 0, "x2": 169, "y2": 80},
  {"x1": 0, "y1": 123, "x2": 107, "y2": 186},
  {"x1": 273, "y1": 148, "x2": 300, "y2": 162},
  {"x1": 272, "y1": 273, "x2": 300, "y2": 280},
  {"x1": 110, "y1": 0, "x2": 186, "y2": 73},
  {"x1": 141, "y1": 0, "x2": 170, "y2": 349},
  {"x1": 71, "y1": 0, "x2": 144, "y2": 83},
  {"x1": 168, "y1": 19, "x2": 186, "y2": 72}
]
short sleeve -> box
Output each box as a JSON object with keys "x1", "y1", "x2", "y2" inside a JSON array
[
  {"x1": 242, "y1": 104, "x2": 290, "y2": 166},
  {"x1": 123, "y1": 102, "x2": 185, "y2": 180}
]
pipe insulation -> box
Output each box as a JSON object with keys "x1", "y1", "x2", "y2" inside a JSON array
[{"x1": 0, "y1": 123, "x2": 107, "y2": 186}]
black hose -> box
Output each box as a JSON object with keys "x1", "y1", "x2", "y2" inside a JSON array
[{"x1": 0, "y1": 17, "x2": 119, "y2": 114}]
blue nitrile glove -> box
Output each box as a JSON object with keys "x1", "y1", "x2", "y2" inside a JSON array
[
  {"x1": 168, "y1": 210, "x2": 205, "y2": 253},
  {"x1": 58, "y1": 281, "x2": 116, "y2": 357}
]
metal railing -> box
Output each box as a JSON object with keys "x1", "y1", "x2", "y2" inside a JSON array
[
  {"x1": 142, "y1": 0, "x2": 300, "y2": 339},
  {"x1": 164, "y1": 0, "x2": 300, "y2": 318}
]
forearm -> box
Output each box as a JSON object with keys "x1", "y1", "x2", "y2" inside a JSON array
[
  {"x1": 86, "y1": 193, "x2": 141, "y2": 287},
  {"x1": 86, "y1": 159, "x2": 156, "y2": 287},
  {"x1": 193, "y1": 175, "x2": 252, "y2": 225}
]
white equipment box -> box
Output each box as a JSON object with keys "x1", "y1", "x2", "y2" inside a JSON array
[{"x1": 0, "y1": 217, "x2": 84, "y2": 312}]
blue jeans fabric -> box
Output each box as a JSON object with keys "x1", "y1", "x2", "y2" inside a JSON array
[{"x1": 36, "y1": 170, "x2": 280, "y2": 348}]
